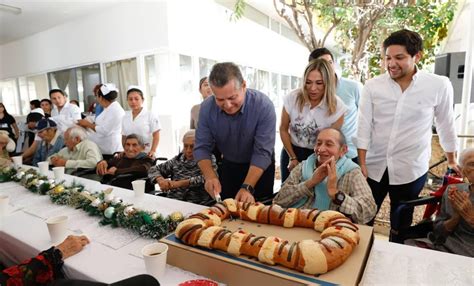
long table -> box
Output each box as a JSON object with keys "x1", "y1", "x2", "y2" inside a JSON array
[
  {"x1": 1, "y1": 168, "x2": 473, "y2": 285},
  {"x1": 0, "y1": 169, "x2": 215, "y2": 285}
]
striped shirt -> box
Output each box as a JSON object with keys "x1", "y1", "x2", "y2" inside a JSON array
[
  {"x1": 148, "y1": 153, "x2": 216, "y2": 205},
  {"x1": 273, "y1": 163, "x2": 376, "y2": 224}
]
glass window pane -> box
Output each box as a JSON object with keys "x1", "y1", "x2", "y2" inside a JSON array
[
  {"x1": 79, "y1": 64, "x2": 101, "y2": 113},
  {"x1": 281, "y1": 75, "x2": 290, "y2": 96},
  {"x1": 144, "y1": 54, "x2": 157, "y2": 110},
  {"x1": 244, "y1": 66, "x2": 257, "y2": 89},
  {"x1": 0, "y1": 79, "x2": 20, "y2": 115},
  {"x1": 291, "y1": 76, "x2": 300, "y2": 90},
  {"x1": 105, "y1": 57, "x2": 138, "y2": 109},
  {"x1": 180, "y1": 54, "x2": 193, "y2": 95},
  {"x1": 199, "y1": 57, "x2": 216, "y2": 79}
]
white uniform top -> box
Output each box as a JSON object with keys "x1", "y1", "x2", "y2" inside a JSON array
[
  {"x1": 355, "y1": 71, "x2": 458, "y2": 184},
  {"x1": 122, "y1": 109, "x2": 161, "y2": 155},
  {"x1": 283, "y1": 89, "x2": 347, "y2": 149},
  {"x1": 51, "y1": 102, "x2": 82, "y2": 134},
  {"x1": 88, "y1": 101, "x2": 125, "y2": 155}
]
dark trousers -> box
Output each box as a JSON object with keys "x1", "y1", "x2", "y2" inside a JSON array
[
  {"x1": 367, "y1": 169, "x2": 427, "y2": 240},
  {"x1": 280, "y1": 145, "x2": 314, "y2": 184},
  {"x1": 220, "y1": 158, "x2": 275, "y2": 200},
  {"x1": 52, "y1": 274, "x2": 160, "y2": 286}
]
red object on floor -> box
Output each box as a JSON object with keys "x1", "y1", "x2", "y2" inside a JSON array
[{"x1": 179, "y1": 279, "x2": 218, "y2": 286}]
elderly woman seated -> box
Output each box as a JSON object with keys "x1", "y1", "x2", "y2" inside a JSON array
[
  {"x1": 429, "y1": 147, "x2": 474, "y2": 257},
  {"x1": 96, "y1": 134, "x2": 154, "y2": 190},
  {"x1": 148, "y1": 130, "x2": 216, "y2": 205}
]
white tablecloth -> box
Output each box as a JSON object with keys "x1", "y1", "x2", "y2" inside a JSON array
[
  {"x1": 360, "y1": 239, "x2": 474, "y2": 285},
  {"x1": 0, "y1": 169, "x2": 218, "y2": 285}
]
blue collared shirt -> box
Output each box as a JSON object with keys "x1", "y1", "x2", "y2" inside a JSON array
[{"x1": 194, "y1": 88, "x2": 276, "y2": 170}]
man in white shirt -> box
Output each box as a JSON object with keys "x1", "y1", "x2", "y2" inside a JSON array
[
  {"x1": 355, "y1": 29, "x2": 459, "y2": 241},
  {"x1": 49, "y1": 89, "x2": 82, "y2": 134}
]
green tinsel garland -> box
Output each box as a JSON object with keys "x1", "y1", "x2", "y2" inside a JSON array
[{"x1": 1, "y1": 167, "x2": 184, "y2": 239}]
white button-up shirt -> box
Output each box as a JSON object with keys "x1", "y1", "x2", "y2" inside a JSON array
[
  {"x1": 51, "y1": 102, "x2": 82, "y2": 134},
  {"x1": 122, "y1": 109, "x2": 161, "y2": 155},
  {"x1": 355, "y1": 71, "x2": 457, "y2": 184},
  {"x1": 88, "y1": 101, "x2": 125, "y2": 155}
]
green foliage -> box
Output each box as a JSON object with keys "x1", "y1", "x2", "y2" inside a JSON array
[
  {"x1": 1, "y1": 167, "x2": 183, "y2": 240},
  {"x1": 231, "y1": 0, "x2": 246, "y2": 21}
]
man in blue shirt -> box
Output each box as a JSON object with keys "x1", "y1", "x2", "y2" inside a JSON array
[
  {"x1": 309, "y1": 48, "x2": 363, "y2": 163},
  {"x1": 194, "y1": 62, "x2": 276, "y2": 203}
]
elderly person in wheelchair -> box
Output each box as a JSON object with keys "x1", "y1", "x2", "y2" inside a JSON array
[
  {"x1": 148, "y1": 130, "x2": 216, "y2": 205},
  {"x1": 96, "y1": 134, "x2": 154, "y2": 190},
  {"x1": 430, "y1": 147, "x2": 474, "y2": 257}
]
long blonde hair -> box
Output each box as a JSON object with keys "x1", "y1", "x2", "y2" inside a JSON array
[{"x1": 296, "y1": 59, "x2": 337, "y2": 115}]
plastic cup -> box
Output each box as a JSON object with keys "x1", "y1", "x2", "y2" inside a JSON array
[
  {"x1": 46, "y1": 215, "x2": 68, "y2": 243},
  {"x1": 37, "y1": 161, "x2": 49, "y2": 176},
  {"x1": 0, "y1": 195, "x2": 9, "y2": 217},
  {"x1": 52, "y1": 166, "x2": 65, "y2": 181},
  {"x1": 11, "y1": 156, "x2": 22, "y2": 168},
  {"x1": 132, "y1": 180, "x2": 146, "y2": 197},
  {"x1": 142, "y1": 242, "x2": 168, "y2": 280}
]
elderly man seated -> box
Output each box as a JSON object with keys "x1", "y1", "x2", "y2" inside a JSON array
[
  {"x1": 96, "y1": 134, "x2": 154, "y2": 189},
  {"x1": 273, "y1": 127, "x2": 376, "y2": 224},
  {"x1": 148, "y1": 130, "x2": 216, "y2": 205},
  {"x1": 429, "y1": 147, "x2": 474, "y2": 257},
  {"x1": 48, "y1": 126, "x2": 102, "y2": 173},
  {"x1": 32, "y1": 119, "x2": 65, "y2": 167}
]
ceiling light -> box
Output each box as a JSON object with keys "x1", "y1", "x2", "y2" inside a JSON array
[{"x1": 0, "y1": 3, "x2": 22, "y2": 15}]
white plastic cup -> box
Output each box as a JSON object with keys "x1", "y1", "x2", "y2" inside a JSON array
[
  {"x1": 132, "y1": 180, "x2": 146, "y2": 197},
  {"x1": 37, "y1": 161, "x2": 49, "y2": 176},
  {"x1": 46, "y1": 215, "x2": 68, "y2": 243},
  {"x1": 142, "y1": 242, "x2": 168, "y2": 280},
  {"x1": 52, "y1": 166, "x2": 65, "y2": 181},
  {"x1": 11, "y1": 156, "x2": 22, "y2": 168},
  {"x1": 0, "y1": 195, "x2": 9, "y2": 217}
]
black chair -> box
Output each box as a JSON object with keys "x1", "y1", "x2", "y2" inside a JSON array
[{"x1": 390, "y1": 170, "x2": 463, "y2": 243}]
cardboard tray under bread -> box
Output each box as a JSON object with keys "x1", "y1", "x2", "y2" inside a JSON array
[{"x1": 161, "y1": 218, "x2": 374, "y2": 286}]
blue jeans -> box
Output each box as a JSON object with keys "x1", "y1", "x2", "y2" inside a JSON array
[{"x1": 367, "y1": 169, "x2": 427, "y2": 241}]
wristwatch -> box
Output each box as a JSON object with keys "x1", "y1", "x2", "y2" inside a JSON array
[
  {"x1": 333, "y1": 191, "x2": 346, "y2": 205},
  {"x1": 241, "y1": 183, "x2": 255, "y2": 195}
]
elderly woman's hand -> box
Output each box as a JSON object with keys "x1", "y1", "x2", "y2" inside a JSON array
[{"x1": 56, "y1": 235, "x2": 90, "y2": 259}]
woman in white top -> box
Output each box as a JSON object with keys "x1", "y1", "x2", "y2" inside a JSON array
[
  {"x1": 122, "y1": 86, "x2": 161, "y2": 157},
  {"x1": 280, "y1": 59, "x2": 347, "y2": 182},
  {"x1": 190, "y1": 77, "x2": 213, "y2": 129},
  {"x1": 77, "y1": 83, "x2": 125, "y2": 158},
  {"x1": 49, "y1": 89, "x2": 82, "y2": 134}
]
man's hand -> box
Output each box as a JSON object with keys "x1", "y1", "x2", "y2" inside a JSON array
[
  {"x1": 96, "y1": 160, "x2": 108, "y2": 175},
  {"x1": 105, "y1": 167, "x2": 117, "y2": 175},
  {"x1": 156, "y1": 178, "x2": 172, "y2": 191},
  {"x1": 447, "y1": 162, "x2": 462, "y2": 177},
  {"x1": 50, "y1": 156, "x2": 67, "y2": 167},
  {"x1": 308, "y1": 159, "x2": 329, "y2": 187},
  {"x1": 325, "y1": 157, "x2": 338, "y2": 199},
  {"x1": 204, "y1": 177, "x2": 221, "y2": 198},
  {"x1": 235, "y1": 188, "x2": 255, "y2": 204},
  {"x1": 359, "y1": 163, "x2": 368, "y2": 178}
]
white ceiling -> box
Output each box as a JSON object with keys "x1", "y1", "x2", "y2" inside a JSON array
[{"x1": 0, "y1": 0, "x2": 116, "y2": 45}]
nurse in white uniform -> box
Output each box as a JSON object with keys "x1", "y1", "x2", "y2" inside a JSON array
[
  {"x1": 77, "y1": 83, "x2": 125, "y2": 158},
  {"x1": 122, "y1": 86, "x2": 161, "y2": 157}
]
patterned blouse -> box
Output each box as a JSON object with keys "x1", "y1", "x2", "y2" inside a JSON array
[
  {"x1": 148, "y1": 153, "x2": 216, "y2": 205},
  {"x1": 0, "y1": 247, "x2": 64, "y2": 286}
]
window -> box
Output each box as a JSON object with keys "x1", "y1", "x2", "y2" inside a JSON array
[
  {"x1": 105, "y1": 58, "x2": 138, "y2": 109},
  {"x1": 18, "y1": 75, "x2": 48, "y2": 115},
  {"x1": 199, "y1": 57, "x2": 217, "y2": 79},
  {"x1": 0, "y1": 79, "x2": 20, "y2": 115},
  {"x1": 281, "y1": 75, "x2": 291, "y2": 97},
  {"x1": 257, "y1": 70, "x2": 270, "y2": 96},
  {"x1": 244, "y1": 66, "x2": 257, "y2": 89},
  {"x1": 48, "y1": 64, "x2": 100, "y2": 112},
  {"x1": 291, "y1": 76, "x2": 301, "y2": 90},
  {"x1": 270, "y1": 72, "x2": 280, "y2": 108}
]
